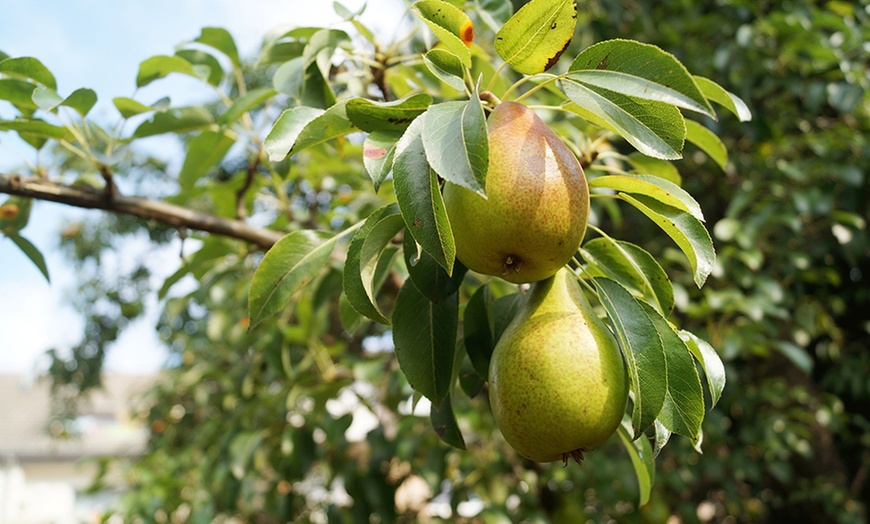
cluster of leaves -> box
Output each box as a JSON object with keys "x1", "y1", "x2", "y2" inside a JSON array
[
  {"x1": 8, "y1": 0, "x2": 865, "y2": 521},
  {"x1": 239, "y1": 0, "x2": 749, "y2": 504}
]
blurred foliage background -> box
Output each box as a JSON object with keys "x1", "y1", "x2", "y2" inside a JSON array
[{"x1": 21, "y1": 0, "x2": 870, "y2": 522}]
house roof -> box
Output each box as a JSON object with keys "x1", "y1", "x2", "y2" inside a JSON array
[{"x1": 0, "y1": 373, "x2": 155, "y2": 461}]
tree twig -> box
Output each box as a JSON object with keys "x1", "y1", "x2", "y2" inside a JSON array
[{"x1": 0, "y1": 174, "x2": 284, "y2": 250}]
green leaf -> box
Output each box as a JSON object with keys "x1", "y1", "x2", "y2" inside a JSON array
[
  {"x1": 474, "y1": 0, "x2": 513, "y2": 32},
  {"x1": 343, "y1": 204, "x2": 403, "y2": 324},
  {"x1": 653, "y1": 419, "x2": 671, "y2": 458},
  {"x1": 680, "y1": 330, "x2": 726, "y2": 408},
  {"x1": 272, "y1": 57, "x2": 305, "y2": 97},
  {"x1": 392, "y1": 115, "x2": 456, "y2": 274},
  {"x1": 642, "y1": 302, "x2": 704, "y2": 442},
  {"x1": 594, "y1": 277, "x2": 666, "y2": 438},
  {"x1": 431, "y1": 393, "x2": 466, "y2": 449},
  {"x1": 0, "y1": 196, "x2": 32, "y2": 233},
  {"x1": 136, "y1": 55, "x2": 206, "y2": 88},
  {"x1": 618, "y1": 419, "x2": 654, "y2": 506},
  {"x1": 265, "y1": 102, "x2": 357, "y2": 161},
  {"x1": 0, "y1": 57, "x2": 56, "y2": 89},
  {"x1": 133, "y1": 106, "x2": 215, "y2": 138},
  {"x1": 590, "y1": 174, "x2": 704, "y2": 222},
  {"x1": 494, "y1": 0, "x2": 577, "y2": 75},
  {"x1": 560, "y1": 77, "x2": 686, "y2": 160},
  {"x1": 569, "y1": 40, "x2": 714, "y2": 118},
  {"x1": 423, "y1": 49, "x2": 467, "y2": 92},
  {"x1": 685, "y1": 119, "x2": 727, "y2": 170},
  {"x1": 195, "y1": 27, "x2": 241, "y2": 68},
  {"x1": 61, "y1": 88, "x2": 97, "y2": 116},
  {"x1": 113, "y1": 97, "x2": 157, "y2": 119},
  {"x1": 0, "y1": 78, "x2": 38, "y2": 110},
  {"x1": 248, "y1": 230, "x2": 337, "y2": 329},
  {"x1": 403, "y1": 233, "x2": 467, "y2": 303},
  {"x1": 345, "y1": 94, "x2": 433, "y2": 132},
  {"x1": 580, "y1": 237, "x2": 674, "y2": 316},
  {"x1": 626, "y1": 153, "x2": 681, "y2": 185},
  {"x1": 694, "y1": 76, "x2": 752, "y2": 122},
  {"x1": 618, "y1": 193, "x2": 715, "y2": 287},
  {"x1": 0, "y1": 118, "x2": 72, "y2": 141},
  {"x1": 411, "y1": 0, "x2": 474, "y2": 68},
  {"x1": 392, "y1": 277, "x2": 459, "y2": 404},
  {"x1": 6, "y1": 233, "x2": 50, "y2": 283},
  {"x1": 463, "y1": 284, "x2": 493, "y2": 379},
  {"x1": 228, "y1": 431, "x2": 262, "y2": 480},
  {"x1": 218, "y1": 87, "x2": 277, "y2": 126},
  {"x1": 363, "y1": 131, "x2": 402, "y2": 191},
  {"x1": 175, "y1": 49, "x2": 224, "y2": 86},
  {"x1": 32, "y1": 86, "x2": 64, "y2": 111},
  {"x1": 302, "y1": 29, "x2": 351, "y2": 79},
  {"x1": 178, "y1": 130, "x2": 235, "y2": 189},
  {"x1": 421, "y1": 97, "x2": 488, "y2": 196}
]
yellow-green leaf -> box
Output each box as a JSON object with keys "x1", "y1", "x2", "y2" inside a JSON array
[{"x1": 494, "y1": 0, "x2": 577, "y2": 75}]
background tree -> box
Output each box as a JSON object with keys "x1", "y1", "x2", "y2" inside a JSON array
[{"x1": 1, "y1": 0, "x2": 867, "y2": 522}]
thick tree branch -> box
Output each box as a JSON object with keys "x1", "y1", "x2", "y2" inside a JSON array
[{"x1": 0, "y1": 174, "x2": 284, "y2": 250}]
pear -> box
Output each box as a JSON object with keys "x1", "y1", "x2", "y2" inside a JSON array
[
  {"x1": 488, "y1": 268, "x2": 628, "y2": 463},
  {"x1": 443, "y1": 101, "x2": 589, "y2": 284}
]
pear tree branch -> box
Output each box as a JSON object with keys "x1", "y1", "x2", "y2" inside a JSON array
[{"x1": 0, "y1": 173, "x2": 284, "y2": 250}]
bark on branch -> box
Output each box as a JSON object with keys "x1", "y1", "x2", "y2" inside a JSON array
[{"x1": 0, "y1": 174, "x2": 283, "y2": 250}]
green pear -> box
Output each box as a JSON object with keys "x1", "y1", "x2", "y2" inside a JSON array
[
  {"x1": 488, "y1": 268, "x2": 628, "y2": 463},
  {"x1": 443, "y1": 101, "x2": 589, "y2": 284}
]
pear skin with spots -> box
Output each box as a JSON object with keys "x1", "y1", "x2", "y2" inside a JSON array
[
  {"x1": 488, "y1": 268, "x2": 628, "y2": 463},
  {"x1": 443, "y1": 102, "x2": 589, "y2": 284}
]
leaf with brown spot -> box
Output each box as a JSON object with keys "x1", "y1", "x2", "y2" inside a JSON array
[{"x1": 495, "y1": 0, "x2": 577, "y2": 75}]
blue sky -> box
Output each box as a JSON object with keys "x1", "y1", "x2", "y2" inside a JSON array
[{"x1": 0, "y1": 0, "x2": 404, "y2": 374}]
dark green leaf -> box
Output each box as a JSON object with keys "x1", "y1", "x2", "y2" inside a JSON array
[
  {"x1": 195, "y1": 27, "x2": 241, "y2": 67},
  {"x1": 0, "y1": 78, "x2": 38, "y2": 110},
  {"x1": 618, "y1": 194, "x2": 715, "y2": 287},
  {"x1": 402, "y1": 233, "x2": 467, "y2": 303},
  {"x1": 178, "y1": 130, "x2": 235, "y2": 189},
  {"x1": 133, "y1": 107, "x2": 215, "y2": 138},
  {"x1": 559, "y1": 78, "x2": 686, "y2": 160},
  {"x1": 411, "y1": 0, "x2": 474, "y2": 68},
  {"x1": 642, "y1": 302, "x2": 704, "y2": 442},
  {"x1": 6, "y1": 233, "x2": 49, "y2": 283},
  {"x1": 0, "y1": 57, "x2": 56, "y2": 89},
  {"x1": 694, "y1": 76, "x2": 752, "y2": 122},
  {"x1": 422, "y1": 49, "x2": 467, "y2": 92},
  {"x1": 463, "y1": 284, "x2": 493, "y2": 378},
  {"x1": 343, "y1": 204, "x2": 403, "y2": 324},
  {"x1": 569, "y1": 40, "x2": 714, "y2": 117},
  {"x1": 228, "y1": 431, "x2": 262, "y2": 479},
  {"x1": 617, "y1": 419, "x2": 654, "y2": 506},
  {"x1": 580, "y1": 237, "x2": 674, "y2": 316},
  {"x1": 392, "y1": 115, "x2": 456, "y2": 274},
  {"x1": 392, "y1": 277, "x2": 459, "y2": 404},
  {"x1": 248, "y1": 230, "x2": 337, "y2": 329},
  {"x1": 594, "y1": 277, "x2": 666, "y2": 438},
  {"x1": 363, "y1": 130, "x2": 402, "y2": 191},
  {"x1": 494, "y1": 0, "x2": 577, "y2": 74},
  {"x1": 590, "y1": 174, "x2": 704, "y2": 222},
  {"x1": 679, "y1": 330, "x2": 725, "y2": 408},
  {"x1": 685, "y1": 119, "x2": 727, "y2": 170},
  {"x1": 423, "y1": 90, "x2": 488, "y2": 196},
  {"x1": 345, "y1": 94, "x2": 433, "y2": 132},
  {"x1": 219, "y1": 87, "x2": 277, "y2": 126},
  {"x1": 431, "y1": 393, "x2": 466, "y2": 449},
  {"x1": 491, "y1": 292, "x2": 523, "y2": 344}
]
